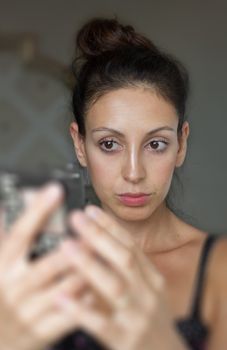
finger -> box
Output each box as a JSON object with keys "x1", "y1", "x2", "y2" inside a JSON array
[
  {"x1": 85, "y1": 206, "x2": 164, "y2": 291},
  {"x1": 55, "y1": 298, "x2": 130, "y2": 350},
  {"x1": 69, "y1": 307, "x2": 111, "y2": 350},
  {"x1": 51, "y1": 298, "x2": 110, "y2": 349},
  {"x1": 69, "y1": 212, "x2": 141, "y2": 283},
  {"x1": 17, "y1": 272, "x2": 87, "y2": 324},
  {"x1": 9, "y1": 240, "x2": 81, "y2": 300},
  {"x1": 0, "y1": 183, "x2": 64, "y2": 267},
  {"x1": 33, "y1": 298, "x2": 83, "y2": 346},
  {"x1": 69, "y1": 212, "x2": 163, "y2": 308},
  {"x1": 85, "y1": 205, "x2": 133, "y2": 247},
  {"x1": 62, "y1": 240, "x2": 131, "y2": 310}
]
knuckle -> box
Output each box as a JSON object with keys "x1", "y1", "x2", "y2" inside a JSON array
[
  {"x1": 32, "y1": 327, "x2": 48, "y2": 346},
  {"x1": 156, "y1": 274, "x2": 166, "y2": 292},
  {"x1": 136, "y1": 315, "x2": 148, "y2": 334},
  {"x1": 2, "y1": 287, "x2": 18, "y2": 310},
  {"x1": 0, "y1": 272, "x2": 28, "y2": 313},
  {"x1": 145, "y1": 295, "x2": 158, "y2": 315},
  {"x1": 112, "y1": 280, "x2": 125, "y2": 297},
  {"x1": 38, "y1": 250, "x2": 67, "y2": 276},
  {"x1": 16, "y1": 308, "x2": 32, "y2": 329},
  {"x1": 126, "y1": 315, "x2": 149, "y2": 350},
  {"x1": 95, "y1": 318, "x2": 111, "y2": 336},
  {"x1": 140, "y1": 293, "x2": 158, "y2": 319},
  {"x1": 95, "y1": 225, "x2": 104, "y2": 238},
  {"x1": 20, "y1": 315, "x2": 49, "y2": 345},
  {"x1": 135, "y1": 321, "x2": 150, "y2": 349},
  {"x1": 122, "y1": 250, "x2": 135, "y2": 270}
]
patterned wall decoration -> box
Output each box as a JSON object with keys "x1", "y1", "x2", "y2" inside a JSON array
[
  {"x1": 0, "y1": 33, "x2": 76, "y2": 172},
  {"x1": 0, "y1": 33, "x2": 99, "y2": 205}
]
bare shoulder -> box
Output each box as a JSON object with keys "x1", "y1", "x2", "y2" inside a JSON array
[
  {"x1": 204, "y1": 236, "x2": 227, "y2": 348},
  {"x1": 203, "y1": 235, "x2": 227, "y2": 322},
  {"x1": 208, "y1": 236, "x2": 227, "y2": 293}
]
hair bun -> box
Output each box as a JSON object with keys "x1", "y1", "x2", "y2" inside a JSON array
[{"x1": 76, "y1": 17, "x2": 156, "y2": 59}]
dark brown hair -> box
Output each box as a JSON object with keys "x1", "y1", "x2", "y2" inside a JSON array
[{"x1": 72, "y1": 17, "x2": 189, "y2": 136}]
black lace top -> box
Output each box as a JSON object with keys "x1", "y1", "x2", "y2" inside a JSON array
[{"x1": 51, "y1": 235, "x2": 218, "y2": 350}]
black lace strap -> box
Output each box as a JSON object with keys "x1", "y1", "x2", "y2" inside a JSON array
[{"x1": 191, "y1": 235, "x2": 218, "y2": 320}]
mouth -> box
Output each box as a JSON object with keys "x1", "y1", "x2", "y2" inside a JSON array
[
  {"x1": 119, "y1": 192, "x2": 150, "y2": 197},
  {"x1": 117, "y1": 193, "x2": 151, "y2": 206}
]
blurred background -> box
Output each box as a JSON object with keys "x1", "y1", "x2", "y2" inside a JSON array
[{"x1": 0, "y1": 0, "x2": 227, "y2": 233}]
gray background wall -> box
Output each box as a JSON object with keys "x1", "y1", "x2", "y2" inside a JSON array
[{"x1": 0, "y1": 0, "x2": 227, "y2": 234}]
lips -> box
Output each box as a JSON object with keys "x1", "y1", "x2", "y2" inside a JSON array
[
  {"x1": 117, "y1": 193, "x2": 150, "y2": 206},
  {"x1": 119, "y1": 193, "x2": 149, "y2": 197}
]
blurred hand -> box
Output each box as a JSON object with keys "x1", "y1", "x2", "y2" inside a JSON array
[
  {"x1": 0, "y1": 183, "x2": 87, "y2": 350},
  {"x1": 60, "y1": 206, "x2": 188, "y2": 350}
]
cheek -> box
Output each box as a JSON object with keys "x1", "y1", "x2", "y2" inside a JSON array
[
  {"x1": 86, "y1": 150, "x2": 118, "y2": 190},
  {"x1": 150, "y1": 154, "x2": 177, "y2": 196}
]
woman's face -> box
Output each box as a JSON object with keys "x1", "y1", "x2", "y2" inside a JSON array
[{"x1": 70, "y1": 87, "x2": 189, "y2": 222}]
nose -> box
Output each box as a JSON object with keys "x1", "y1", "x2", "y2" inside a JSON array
[{"x1": 122, "y1": 148, "x2": 146, "y2": 183}]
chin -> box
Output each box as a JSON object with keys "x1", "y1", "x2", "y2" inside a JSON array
[{"x1": 104, "y1": 202, "x2": 157, "y2": 222}]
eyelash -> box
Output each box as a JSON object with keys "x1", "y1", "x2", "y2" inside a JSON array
[
  {"x1": 99, "y1": 139, "x2": 120, "y2": 153},
  {"x1": 98, "y1": 138, "x2": 169, "y2": 153},
  {"x1": 147, "y1": 140, "x2": 169, "y2": 153}
]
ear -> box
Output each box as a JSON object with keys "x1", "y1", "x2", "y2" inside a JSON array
[
  {"x1": 175, "y1": 121, "x2": 190, "y2": 168},
  {"x1": 70, "y1": 122, "x2": 87, "y2": 167}
]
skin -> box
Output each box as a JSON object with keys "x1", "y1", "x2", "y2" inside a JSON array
[
  {"x1": 68, "y1": 87, "x2": 227, "y2": 349},
  {"x1": 0, "y1": 87, "x2": 226, "y2": 350},
  {"x1": 0, "y1": 184, "x2": 91, "y2": 350}
]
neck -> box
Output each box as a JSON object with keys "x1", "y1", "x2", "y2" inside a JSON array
[{"x1": 103, "y1": 202, "x2": 183, "y2": 255}]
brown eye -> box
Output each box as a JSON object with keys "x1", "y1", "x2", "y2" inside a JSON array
[
  {"x1": 150, "y1": 141, "x2": 159, "y2": 149},
  {"x1": 148, "y1": 140, "x2": 168, "y2": 152},
  {"x1": 104, "y1": 141, "x2": 114, "y2": 149},
  {"x1": 99, "y1": 139, "x2": 121, "y2": 152}
]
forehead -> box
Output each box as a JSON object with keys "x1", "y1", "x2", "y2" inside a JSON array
[{"x1": 86, "y1": 87, "x2": 178, "y2": 130}]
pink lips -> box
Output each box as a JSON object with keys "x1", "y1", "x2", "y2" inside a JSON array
[{"x1": 117, "y1": 193, "x2": 150, "y2": 206}]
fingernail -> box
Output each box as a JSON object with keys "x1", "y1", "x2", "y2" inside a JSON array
[
  {"x1": 55, "y1": 294, "x2": 80, "y2": 314},
  {"x1": 55, "y1": 293, "x2": 72, "y2": 309},
  {"x1": 72, "y1": 212, "x2": 88, "y2": 225},
  {"x1": 61, "y1": 240, "x2": 81, "y2": 256},
  {"x1": 85, "y1": 205, "x2": 100, "y2": 219},
  {"x1": 81, "y1": 292, "x2": 95, "y2": 306},
  {"x1": 44, "y1": 182, "x2": 63, "y2": 200}
]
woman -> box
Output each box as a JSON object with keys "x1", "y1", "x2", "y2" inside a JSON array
[{"x1": 0, "y1": 18, "x2": 227, "y2": 350}]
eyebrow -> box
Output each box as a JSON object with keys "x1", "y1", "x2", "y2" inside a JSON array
[{"x1": 91, "y1": 126, "x2": 176, "y2": 137}]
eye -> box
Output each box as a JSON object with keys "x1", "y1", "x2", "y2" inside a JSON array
[
  {"x1": 99, "y1": 139, "x2": 121, "y2": 152},
  {"x1": 147, "y1": 140, "x2": 168, "y2": 153}
]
